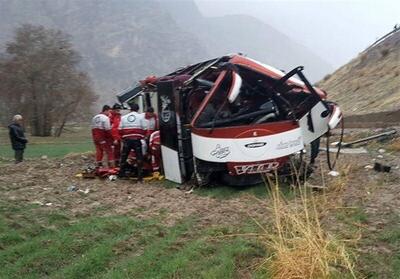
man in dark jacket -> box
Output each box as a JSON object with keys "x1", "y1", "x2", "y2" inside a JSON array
[{"x1": 8, "y1": 115, "x2": 28, "y2": 163}]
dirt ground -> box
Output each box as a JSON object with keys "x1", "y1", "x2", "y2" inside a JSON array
[{"x1": 0, "y1": 153, "x2": 270, "y2": 228}]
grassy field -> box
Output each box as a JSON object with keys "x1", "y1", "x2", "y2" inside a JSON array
[
  {"x1": 0, "y1": 200, "x2": 267, "y2": 279},
  {"x1": 0, "y1": 126, "x2": 93, "y2": 159},
  {"x1": 1, "y1": 126, "x2": 400, "y2": 278},
  {"x1": 0, "y1": 125, "x2": 270, "y2": 278},
  {"x1": 3, "y1": 190, "x2": 399, "y2": 279}
]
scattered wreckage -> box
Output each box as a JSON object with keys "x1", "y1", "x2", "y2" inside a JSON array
[
  {"x1": 331, "y1": 129, "x2": 397, "y2": 148},
  {"x1": 117, "y1": 54, "x2": 343, "y2": 186}
]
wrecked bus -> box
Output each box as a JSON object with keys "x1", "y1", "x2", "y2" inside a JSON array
[{"x1": 117, "y1": 54, "x2": 342, "y2": 186}]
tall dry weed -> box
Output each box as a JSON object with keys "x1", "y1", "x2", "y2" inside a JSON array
[{"x1": 258, "y1": 167, "x2": 356, "y2": 279}]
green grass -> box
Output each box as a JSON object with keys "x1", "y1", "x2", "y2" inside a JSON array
[
  {"x1": 163, "y1": 170, "x2": 295, "y2": 200},
  {"x1": 196, "y1": 183, "x2": 267, "y2": 199},
  {"x1": 0, "y1": 126, "x2": 93, "y2": 159},
  {"x1": 0, "y1": 142, "x2": 93, "y2": 159},
  {"x1": 195, "y1": 181, "x2": 296, "y2": 201},
  {"x1": 357, "y1": 215, "x2": 400, "y2": 279},
  {"x1": 334, "y1": 206, "x2": 400, "y2": 279},
  {"x1": 0, "y1": 200, "x2": 267, "y2": 279},
  {"x1": 335, "y1": 206, "x2": 368, "y2": 227}
]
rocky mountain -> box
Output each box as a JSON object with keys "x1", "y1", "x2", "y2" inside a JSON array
[
  {"x1": 161, "y1": 0, "x2": 333, "y2": 82},
  {"x1": 318, "y1": 28, "x2": 400, "y2": 115},
  {"x1": 0, "y1": 0, "x2": 208, "y2": 103},
  {"x1": 0, "y1": 0, "x2": 332, "y2": 103}
]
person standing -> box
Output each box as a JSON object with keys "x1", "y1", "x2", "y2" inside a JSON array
[
  {"x1": 110, "y1": 103, "x2": 122, "y2": 166},
  {"x1": 310, "y1": 137, "x2": 321, "y2": 165},
  {"x1": 118, "y1": 103, "x2": 147, "y2": 181},
  {"x1": 8, "y1": 115, "x2": 28, "y2": 164},
  {"x1": 144, "y1": 107, "x2": 158, "y2": 137},
  {"x1": 91, "y1": 105, "x2": 114, "y2": 168}
]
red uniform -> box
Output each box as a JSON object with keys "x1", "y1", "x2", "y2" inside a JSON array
[
  {"x1": 119, "y1": 111, "x2": 148, "y2": 177},
  {"x1": 149, "y1": 131, "x2": 161, "y2": 172},
  {"x1": 109, "y1": 111, "x2": 122, "y2": 163},
  {"x1": 91, "y1": 113, "x2": 114, "y2": 166}
]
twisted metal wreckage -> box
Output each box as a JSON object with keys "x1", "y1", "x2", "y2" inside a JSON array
[{"x1": 116, "y1": 54, "x2": 343, "y2": 186}]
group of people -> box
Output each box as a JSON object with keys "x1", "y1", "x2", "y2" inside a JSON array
[{"x1": 91, "y1": 103, "x2": 158, "y2": 181}]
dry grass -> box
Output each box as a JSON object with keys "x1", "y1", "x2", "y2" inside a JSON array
[
  {"x1": 325, "y1": 163, "x2": 352, "y2": 193},
  {"x1": 318, "y1": 31, "x2": 400, "y2": 115},
  {"x1": 258, "y1": 167, "x2": 356, "y2": 279},
  {"x1": 380, "y1": 48, "x2": 390, "y2": 57},
  {"x1": 386, "y1": 137, "x2": 400, "y2": 152}
]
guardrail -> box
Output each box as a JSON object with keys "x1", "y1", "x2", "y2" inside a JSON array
[{"x1": 363, "y1": 25, "x2": 400, "y2": 53}]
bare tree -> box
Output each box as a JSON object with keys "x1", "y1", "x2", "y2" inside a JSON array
[{"x1": 0, "y1": 24, "x2": 96, "y2": 136}]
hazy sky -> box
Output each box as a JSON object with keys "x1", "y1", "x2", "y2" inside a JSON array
[{"x1": 195, "y1": 0, "x2": 400, "y2": 69}]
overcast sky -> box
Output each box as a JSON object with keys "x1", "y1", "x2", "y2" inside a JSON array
[{"x1": 195, "y1": 0, "x2": 400, "y2": 69}]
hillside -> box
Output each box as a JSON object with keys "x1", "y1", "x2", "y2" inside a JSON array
[
  {"x1": 161, "y1": 1, "x2": 333, "y2": 82},
  {"x1": 319, "y1": 28, "x2": 400, "y2": 115},
  {"x1": 0, "y1": 0, "x2": 208, "y2": 103},
  {"x1": 0, "y1": 0, "x2": 332, "y2": 103}
]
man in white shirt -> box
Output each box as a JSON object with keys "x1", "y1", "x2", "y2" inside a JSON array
[{"x1": 118, "y1": 103, "x2": 147, "y2": 181}]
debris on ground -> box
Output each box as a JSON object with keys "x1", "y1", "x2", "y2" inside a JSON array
[
  {"x1": 0, "y1": 156, "x2": 272, "y2": 227},
  {"x1": 334, "y1": 128, "x2": 397, "y2": 147},
  {"x1": 304, "y1": 183, "x2": 327, "y2": 190},
  {"x1": 374, "y1": 162, "x2": 391, "y2": 173},
  {"x1": 321, "y1": 147, "x2": 368, "y2": 154},
  {"x1": 328, "y1": 170, "x2": 340, "y2": 177},
  {"x1": 31, "y1": 200, "x2": 44, "y2": 206},
  {"x1": 108, "y1": 175, "x2": 117, "y2": 181},
  {"x1": 185, "y1": 188, "x2": 194, "y2": 194},
  {"x1": 78, "y1": 188, "x2": 90, "y2": 194},
  {"x1": 67, "y1": 185, "x2": 78, "y2": 192}
]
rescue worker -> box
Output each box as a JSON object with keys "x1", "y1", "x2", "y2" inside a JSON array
[
  {"x1": 118, "y1": 103, "x2": 147, "y2": 181},
  {"x1": 144, "y1": 107, "x2": 158, "y2": 137},
  {"x1": 149, "y1": 130, "x2": 161, "y2": 174},
  {"x1": 110, "y1": 103, "x2": 122, "y2": 166},
  {"x1": 91, "y1": 105, "x2": 114, "y2": 168},
  {"x1": 144, "y1": 107, "x2": 160, "y2": 177},
  {"x1": 8, "y1": 114, "x2": 28, "y2": 164}
]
